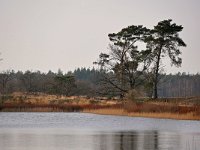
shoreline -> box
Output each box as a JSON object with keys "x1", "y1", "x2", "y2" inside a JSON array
[
  {"x1": 83, "y1": 108, "x2": 200, "y2": 121},
  {"x1": 1, "y1": 108, "x2": 200, "y2": 121}
]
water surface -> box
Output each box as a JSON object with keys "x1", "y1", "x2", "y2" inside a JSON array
[{"x1": 0, "y1": 112, "x2": 200, "y2": 150}]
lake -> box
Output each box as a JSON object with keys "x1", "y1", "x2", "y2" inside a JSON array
[{"x1": 0, "y1": 112, "x2": 200, "y2": 150}]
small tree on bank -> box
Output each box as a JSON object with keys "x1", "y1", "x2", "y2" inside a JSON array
[{"x1": 53, "y1": 74, "x2": 76, "y2": 96}]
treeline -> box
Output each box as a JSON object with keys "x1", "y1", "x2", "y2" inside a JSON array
[
  {"x1": 0, "y1": 68, "x2": 101, "y2": 97},
  {"x1": 159, "y1": 73, "x2": 200, "y2": 97},
  {"x1": 0, "y1": 68, "x2": 200, "y2": 98}
]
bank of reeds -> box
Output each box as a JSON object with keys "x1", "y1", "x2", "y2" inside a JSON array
[
  {"x1": 0, "y1": 103, "x2": 82, "y2": 112},
  {"x1": 0, "y1": 103, "x2": 122, "y2": 112},
  {"x1": 124, "y1": 101, "x2": 200, "y2": 114},
  {"x1": 84, "y1": 101, "x2": 200, "y2": 120}
]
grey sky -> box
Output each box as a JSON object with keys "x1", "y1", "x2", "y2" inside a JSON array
[{"x1": 0, "y1": 0, "x2": 199, "y2": 73}]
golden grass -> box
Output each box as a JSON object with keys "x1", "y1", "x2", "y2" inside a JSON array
[
  {"x1": 83, "y1": 108, "x2": 126, "y2": 116},
  {"x1": 83, "y1": 108, "x2": 200, "y2": 120},
  {"x1": 2, "y1": 92, "x2": 119, "y2": 106}
]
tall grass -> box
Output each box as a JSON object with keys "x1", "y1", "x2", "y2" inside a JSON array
[
  {"x1": 0, "y1": 103, "x2": 82, "y2": 112},
  {"x1": 0, "y1": 103, "x2": 122, "y2": 112},
  {"x1": 124, "y1": 101, "x2": 199, "y2": 114},
  {"x1": 84, "y1": 101, "x2": 200, "y2": 120}
]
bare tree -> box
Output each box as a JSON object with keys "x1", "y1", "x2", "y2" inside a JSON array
[{"x1": 0, "y1": 70, "x2": 14, "y2": 94}]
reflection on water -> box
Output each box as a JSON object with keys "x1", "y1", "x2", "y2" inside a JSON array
[
  {"x1": 95, "y1": 131, "x2": 198, "y2": 150},
  {"x1": 0, "y1": 129, "x2": 199, "y2": 150},
  {"x1": 0, "y1": 113, "x2": 200, "y2": 150}
]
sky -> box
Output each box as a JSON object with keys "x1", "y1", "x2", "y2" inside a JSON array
[{"x1": 0, "y1": 0, "x2": 199, "y2": 74}]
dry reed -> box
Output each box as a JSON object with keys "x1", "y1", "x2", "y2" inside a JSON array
[{"x1": 1, "y1": 92, "x2": 200, "y2": 120}]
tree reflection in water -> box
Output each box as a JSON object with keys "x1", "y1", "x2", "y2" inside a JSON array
[{"x1": 94, "y1": 130, "x2": 183, "y2": 150}]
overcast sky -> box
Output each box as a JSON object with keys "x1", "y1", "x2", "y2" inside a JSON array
[{"x1": 0, "y1": 0, "x2": 199, "y2": 74}]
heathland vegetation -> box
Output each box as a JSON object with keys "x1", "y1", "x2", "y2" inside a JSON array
[{"x1": 1, "y1": 19, "x2": 200, "y2": 120}]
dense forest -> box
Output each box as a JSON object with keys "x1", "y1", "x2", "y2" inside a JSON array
[{"x1": 0, "y1": 68, "x2": 200, "y2": 98}]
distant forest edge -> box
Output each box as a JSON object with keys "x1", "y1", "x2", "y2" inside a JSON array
[{"x1": 0, "y1": 68, "x2": 200, "y2": 98}]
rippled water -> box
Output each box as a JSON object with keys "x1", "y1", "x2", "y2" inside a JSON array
[{"x1": 0, "y1": 112, "x2": 200, "y2": 150}]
